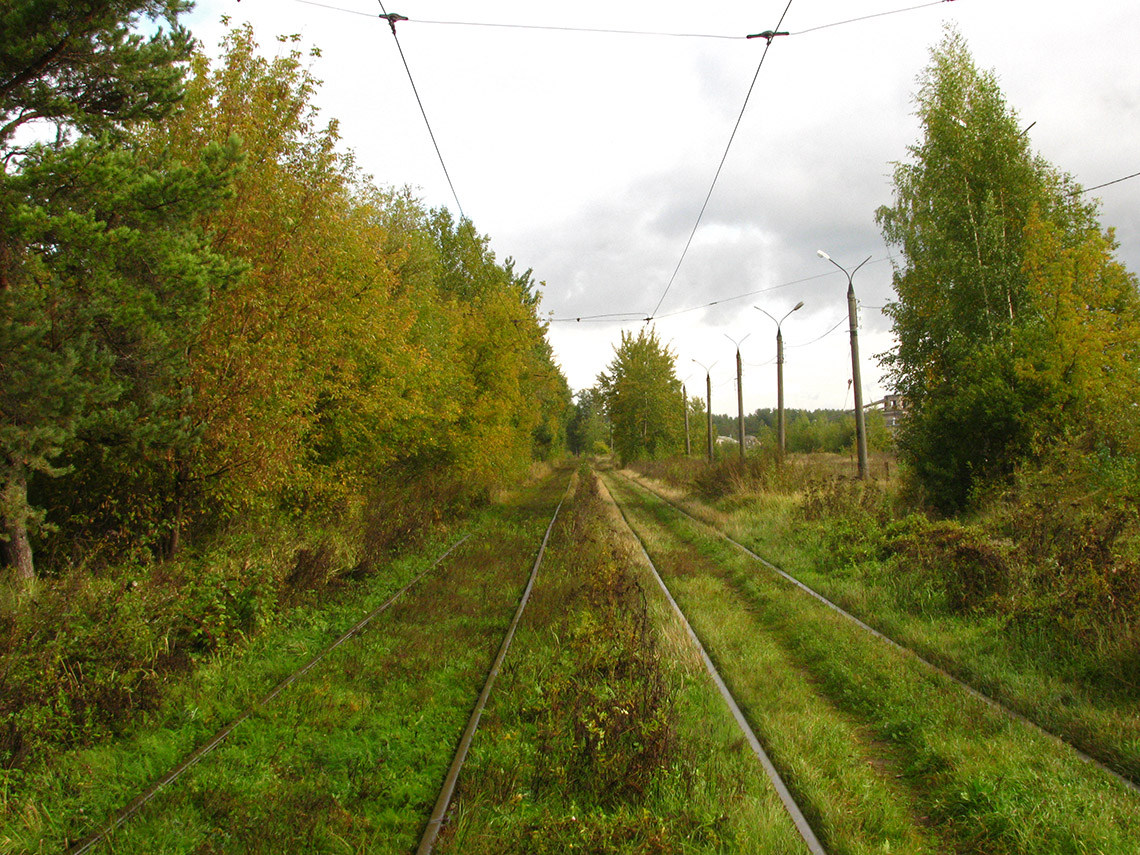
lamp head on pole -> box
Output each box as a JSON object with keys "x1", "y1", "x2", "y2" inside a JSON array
[
  {"x1": 792, "y1": 300, "x2": 805, "y2": 312},
  {"x1": 816, "y1": 250, "x2": 831, "y2": 261}
]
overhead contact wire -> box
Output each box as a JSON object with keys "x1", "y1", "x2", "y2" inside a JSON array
[
  {"x1": 407, "y1": 19, "x2": 742, "y2": 39},
  {"x1": 1079, "y1": 170, "x2": 1140, "y2": 194},
  {"x1": 649, "y1": 0, "x2": 796, "y2": 320},
  {"x1": 376, "y1": 0, "x2": 465, "y2": 219},
  {"x1": 292, "y1": 1, "x2": 963, "y2": 40},
  {"x1": 294, "y1": 0, "x2": 376, "y2": 18},
  {"x1": 786, "y1": 315, "x2": 848, "y2": 348}
]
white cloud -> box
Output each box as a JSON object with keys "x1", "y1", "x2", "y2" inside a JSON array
[{"x1": 186, "y1": 0, "x2": 1140, "y2": 414}]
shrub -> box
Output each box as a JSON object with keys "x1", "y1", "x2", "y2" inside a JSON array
[
  {"x1": 1, "y1": 570, "x2": 168, "y2": 767},
  {"x1": 982, "y1": 445, "x2": 1140, "y2": 638},
  {"x1": 2, "y1": 532, "x2": 293, "y2": 768},
  {"x1": 888, "y1": 520, "x2": 1016, "y2": 614}
]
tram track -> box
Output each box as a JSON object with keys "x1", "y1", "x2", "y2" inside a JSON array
[
  {"x1": 602, "y1": 476, "x2": 826, "y2": 855},
  {"x1": 31, "y1": 462, "x2": 1140, "y2": 854},
  {"x1": 65, "y1": 534, "x2": 473, "y2": 855},
  {"x1": 428, "y1": 467, "x2": 831, "y2": 854},
  {"x1": 42, "y1": 471, "x2": 574, "y2": 855},
  {"x1": 415, "y1": 478, "x2": 571, "y2": 854},
  {"x1": 608, "y1": 467, "x2": 1140, "y2": 799},
  {"x1": 602, "y1": 465, "x2": 1140, "y2": 855}
]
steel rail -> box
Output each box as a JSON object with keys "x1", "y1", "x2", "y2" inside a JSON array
[
  {"x1": 603, "y1": 473, "x2": 827, "y2": 855},
  {"x1": 65, "y1": 535, "x2": 472, "y2": 855},
  {"x1": 415, "y1": 478, "x2": 573, "y2": 854},
  {"x1": 613, "y1": 469, "x2": 1140, "y2": 798}
]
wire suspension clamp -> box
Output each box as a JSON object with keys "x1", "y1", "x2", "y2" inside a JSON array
[
  {"x1": 380, "y1": 11, "x2": 407, "y2": 35},
  {"x1": 746, "y1": 29, "x2": 788, "y2": 42}
]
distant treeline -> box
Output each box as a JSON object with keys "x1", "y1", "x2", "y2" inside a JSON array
[{"x1": 710, "y1": 408, "x2": 889, "y2": 455}]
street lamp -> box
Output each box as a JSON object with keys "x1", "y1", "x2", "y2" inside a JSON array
[
  {"x1": 817, "y1": 250, "x2": 871, "y2": 479},
  {"x1": 691, "y1": 358, "x2": 716, "y2": 463},
  {"x1": 725, "y1": 333, "x2": 750, "y2": 461},
  {"x1": 755, "y1": 301, "x2": 804, "y2": 458}
]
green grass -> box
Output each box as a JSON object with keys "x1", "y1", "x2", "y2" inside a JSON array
[
  {"x1": 605, "y1": 471, "x2": 1140, "y2": 855},
  {"x1": 711, "y1": 481, "x2": 1140, "y2": 787},
  {"x1": 435, "y1": 470, "x2": 812, "y2": 855},
  {"x1": 0, "y1": 472, "x2": 569, "y2": 854},
  {"x1": 625, "y1": 459, "x2": 1140, "y2": 787}
]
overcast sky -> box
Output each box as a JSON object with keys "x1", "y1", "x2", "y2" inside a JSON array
[{"x1": 186, "y1": 0, "x2": 1140, "y2": 415}]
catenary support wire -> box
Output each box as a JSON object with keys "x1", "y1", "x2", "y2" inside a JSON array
[
  {"x1": 648, "y1": 0, "x2": 795, "y2": 320},
  {"x1": 375, "y1": 2, "x2": 465, "y2": 219}
]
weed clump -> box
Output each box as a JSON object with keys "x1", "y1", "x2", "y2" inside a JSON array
[
  {"x1": 985, "y1": 448, "x2": 1140, "y2": 641},
  {"x1": 532, "y1": 474, "x2": 676, "y2": 806},
  {"x1": 794, "y1": 451, "x2": 1140, "y2": 647}
]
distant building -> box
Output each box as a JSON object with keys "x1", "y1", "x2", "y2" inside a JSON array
[{"x1": 870, "y1": 393, "x2": 908, "y2": 430}]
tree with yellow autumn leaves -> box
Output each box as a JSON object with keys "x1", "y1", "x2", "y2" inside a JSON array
[{"x1": 2, "y1": 14, "x2": 569, "y2": 580}]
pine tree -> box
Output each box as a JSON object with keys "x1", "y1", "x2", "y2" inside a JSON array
[{"x1": 0, "y1": 1, "x2": 230, "y2": 580}]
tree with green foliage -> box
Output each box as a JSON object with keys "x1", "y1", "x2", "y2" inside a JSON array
[
  {"x1": 2, "y1": 11, "x2": 571, "y2": 580},
  {"x1": 0, "y1": 0, "x2": 235, "y2": 581},
  {"x1": 567, "y1": 387, "x2": 610, "y2": 456},
  {"x1": 126, "y1": 26, "x2": 568, "y2": 545},
  {"x1": 127, "y1": 24, "x2": 386, "y2": 547},
  {"x1": 596, "y1": 327, "x2": 684, "y2": 463},
  {"x1": 877, "y1": 26, "x2": 1140, "y2": 511}
]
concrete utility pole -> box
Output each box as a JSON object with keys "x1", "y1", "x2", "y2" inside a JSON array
[
  {"x1": 817, "y1": 251, "x2": 871, "y2": 479},
  {"x1": 725, "y1": 334, "x2": 750, "y2": 462},
  {"x1": 683, "y1": 385, "x2": 691, "y2": 456},
  {"x1": 692, "y1": 359, "x2": 716, "y2": 463},
  {"x1": 755, "y1": 301, "x2": 804, "y2": 460},
  {"x1": 737, "y1": 351, "x2": 745, "y2": 460},
  {"x1": 705, "y1": 373, "x2": 713, "y2": 463}
]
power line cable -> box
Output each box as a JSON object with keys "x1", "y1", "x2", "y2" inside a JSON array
[
  {"x1": 1078, "y1": 170, "x2": 1140, "y2": 195},
  {"x1": 554, "y1": 312, "x2": 649, "y2": 323},
  {"x1": 648, "y1": 0, "x2": 796, "y2": 320},
  {"x1": 793, "y1": 0, "x2": 957, "y2": 36},
  {"x1": 375, "y1": 0, "x2": 464, "y2": 218},
  {"x1": 293, "y1": 0, "x2": 961, "y2": 40},
  {"x1": 405, "y1": 18, "x2": 743, "y2": 40},
  {"x1": 550, "y1": 256, "x2": 893, "y2": 325},
  {"x1": 653, "y1": 270, "x2": 832, "y2": 320},
  {"x1": 786, "y1": 315, "x2": 848, "y2": 348},
  {"x1": 294, "y1": 0, "x2": 376, "y2": 18},
  {"x1": 293, "y1": 0, "x2": 739, "y2": 35},
  {"x1": 288, "y1": 0, "x2": 954, "y2": 320},
  {"x1": 547, "y1": 270, "x2": 829, "y2": 324}
]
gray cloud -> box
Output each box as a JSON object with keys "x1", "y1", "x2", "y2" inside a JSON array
[{"x1": 187, "y1": 0, "x2": 1140, "y2": 409}]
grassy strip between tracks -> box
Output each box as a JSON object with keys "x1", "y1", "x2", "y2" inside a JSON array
[
  {"x1": 606, "y1": 470, "x2": 1140, "y2": 855},
  {"x1": 1, "y1": 471, "x2": 569, "y2": 855},
  {"x1": 435, "y1": 469, "x2": 811, "y2": 855}
]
